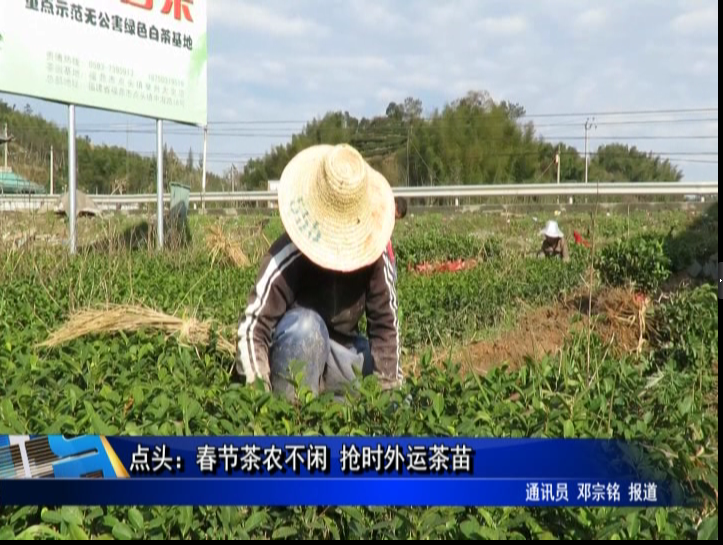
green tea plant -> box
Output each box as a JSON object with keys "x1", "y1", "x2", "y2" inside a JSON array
[
  {"x1": 648, "y1": 285, "x2": 719, "y2": 370},
  {"x1": 1, "y1": 248, "x2": 583, "y2": 353},
  {"x1": 0, "y1": 334, "x2": 717, "y2": 539},
  {"x1": 0, "y1": 221, "x2": 717, "y2": 540},
  {"x1": 393, "y1": 230, "x2": 500, "y2": 270},
  {"x1": 398, "y1": 257, "x2": 585, "y2": 347},
  {"x1": 597, "y1": 235, "x2": 672, "y2": 293},
  {"x1": 664, "y1": 204, "x2": 719, "y2": 273}
]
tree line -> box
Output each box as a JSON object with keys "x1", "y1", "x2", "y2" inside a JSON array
[
  {"x1": 1, "y1": 91, "x2": 683, "y2": 195},
  {"x1": 242, "y1": 91, "x2": 683, "y2": 190},
  {"x1": 0, "y1": 100, "x2": 226, "y2": 194}
]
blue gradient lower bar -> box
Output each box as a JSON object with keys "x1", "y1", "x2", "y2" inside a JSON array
[
  {"x1": 0, "y1": 478, "x2": 675, "y2": 507},
  {"x1": 0, "y1": 437, "x2": 695, "y2": 507}
]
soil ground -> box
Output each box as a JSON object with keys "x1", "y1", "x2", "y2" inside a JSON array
[{"x1": 409, "y1": 287, "x2": 649, "y2": 376}]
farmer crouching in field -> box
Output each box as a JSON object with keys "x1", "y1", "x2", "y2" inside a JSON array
[
  {"x1": 236, "y1": 144, "x2": 402, "y2": 401},
  {"x1": 537, "y1": 220, "x2": 570, "y2": 262}
]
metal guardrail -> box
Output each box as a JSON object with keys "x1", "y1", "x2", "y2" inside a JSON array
[{"x1": 0, "y1": 182, "x2": 718, "y2": 210}]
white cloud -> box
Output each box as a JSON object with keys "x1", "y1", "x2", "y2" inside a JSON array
[
  {"x1": 575, "y1": 8, "x2": 609, "y2": 28},
  {"x1": 402, "y1": 72, "x2": 442, "y2": 91},
  {"x1": 208, "y1": 1, "x2": 328, "y2": 37},
  {"x1": 376, "y1": 87, "x2": 406, "y2": 103},
  {"x1": 296, "y1": 56, "x2": 395, "y2": 73},
  {"x1": 671, "y1": 6, "x2": 719, "y2": 34},
  {"x1": 209, "y1": 55, "x2": 289, "y2": 87},
  {"x1": 260, "y1": 61, "x2": 287, "y2": 77},
  {"x1": 475, "y1": 16, "x2": 528, "y2": 36},
  {"x1": 349, "y1": 0, "x2": 404, "y2": 31}
]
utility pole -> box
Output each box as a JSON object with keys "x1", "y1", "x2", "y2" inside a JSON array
[
  {"x1": 556, "y1": 146, "x2": 561, "y2": 185},
  {"x1": 50, "y1": 146, "x2": 54, "y2": 195},
  {"x1": 406, "y1": 125, "x2": 411, "y2": 186},
  {"x1": 584, "y1": 118, "x2": 597, "y2": 184},
  {"x1": 556, "y1": 146, "x2": 561, "y2": 205},
  {"x1": 201, "y1": 125, "x2": 208, "y2": 211}
]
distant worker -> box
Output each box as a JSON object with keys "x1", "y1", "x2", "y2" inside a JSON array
[
  {"x1": 236, "y1": 144, "x2": 401, "y2": 401},
  {"x1": 394, "y1": 197, "x2": 408, "y2": 220},
  {"x1": 538, "y1": 220, "x2": 570, "y2": 262}
]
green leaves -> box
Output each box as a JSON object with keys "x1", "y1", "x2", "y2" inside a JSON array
[
  {"x1": 563, "y1": 420, "x2": 575, "y2": 439},
  {"x1": 0, "y1": 218, "x2": 717, "y2": 541},
  {"x1": 459, "y1": 518, "x2": 481, "y2": 539},
  {"x1": 60, "y1": 507, "x2": 83, "y2": 527},
  {"x1": 649, "y1": 285, "x2": 719, "y2": 370},
  {"x1": 597, "y1": 234, "x2": 672, "y2": 293},
  {"x1": 40, "y1": 509, "x2": 63, "y2": 525},
  {"x1": 67, "y1": 523, "x2": 90, "y2": 540},
  {"x1": 272, "y1": 526, "x2": 298, "y2": 539},
  {"x1": 112, "y1": 522, "x2": 134, "y2": 541},
  {"x1": 698, "y1": 515, "x2": 718, "y2": 541},
  {"x1": 127, "y1": 509, "x2": 144, "y2": 532},
  {"x1": 432, "y1": 393, "x2": 444, "y2": 418},
  {"x1": 399, "y1": 257, "x2": 585, "y2": 348},
  {"x1": 243, "y1": 511, "x2": 267, "y2": 533}
]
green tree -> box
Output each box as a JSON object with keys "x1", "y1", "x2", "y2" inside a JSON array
[
  {"x1": 385, "y1": 102, "x2": 404, "y2": 121},
  {"x1": 402, "y1": 97, "x2": 424, "y2": 122},
  {"x1": 0, "y1": 99, "x2": 226, "y2": 193},
  {"x1": 229, "y1": 92, "x2": 687, "y2": 188},
  {"x1": 589, "y1": 144, "x2": 683, "y2": 182}
]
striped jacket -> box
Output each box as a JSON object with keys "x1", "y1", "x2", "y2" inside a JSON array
[{"x1": 237, "y1": 233, "x2": 402, "y2": 389}]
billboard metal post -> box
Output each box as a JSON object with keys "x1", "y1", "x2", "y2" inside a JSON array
[
  {"x1": 68, "y1": 105, "x2": 77, "y2": 255},
  {"x1": 50, "y1": 146, "x2": 54, "y2": 196},
  {"x1": 156, "y1": 120, "x2": 164, "y2": 250},
  {"x1": 201, "y1": 126, "x2": 208, "y2": 212}
]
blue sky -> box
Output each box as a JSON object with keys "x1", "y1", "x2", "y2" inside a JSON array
[{"x1": 2, "y1": 0, "x2": 719, "y2": 181}]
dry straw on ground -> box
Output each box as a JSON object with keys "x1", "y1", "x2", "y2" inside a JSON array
[
  {"x1": 206, "y1": 225, "x2": 249, "y2": 268},
  {"x1": 598, "y1": 289, "x2": 651, "y2": 354},
  {"x1": 37, "y1": 305, "x2": 236, "y2": 358}
]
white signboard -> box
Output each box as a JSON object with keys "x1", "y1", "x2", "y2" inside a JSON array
[{"x1": 0, "y1": 0, "x2": 207, "y2": 126}]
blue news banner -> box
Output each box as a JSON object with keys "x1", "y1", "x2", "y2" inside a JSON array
[{"x1": 0, "y1": 436, "x2": 687, "y2": 507}]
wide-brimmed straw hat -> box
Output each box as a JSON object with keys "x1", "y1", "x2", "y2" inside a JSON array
[
  {"x1": 278, "y1": 144, "x2": 395, "y2": 272},
  {"x1": 540, "y1": 220, "x2": 564, "y2": 239}
]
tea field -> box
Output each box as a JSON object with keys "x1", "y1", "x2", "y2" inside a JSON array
[{"x1": 0, "y1": 206, "x2": 718, "y2": 540}]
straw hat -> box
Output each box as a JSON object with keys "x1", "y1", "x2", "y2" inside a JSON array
[
  {"x1": 540, "y1": 220, "x2": 564, "y2": 239},
  {"x1": 278, "y1": 144, "x2": 395, "y2": 272}
]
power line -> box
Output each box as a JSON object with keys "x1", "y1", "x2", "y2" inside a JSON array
[
  {"x1": 80, "y1": 116, "x2": 723, "y2": 133},
  {"x1": 540, "y1": 135, "x2": 718, "y2": 141},
  {"x1": 672, "y1": 158, "x2": 719, "y2": 164},
  {"x1": 593, "y1": 117, "x2": 719, "y2": 127},
  {"x1": 7, "y1": 120, "x2": 719, "y2": 146},
  {"x1": 77, "y1": 106, "x2": 723, "y2": 125},
  {"x1": 5, "y1": 106, "x2": 718, "y2": 131},
  {"x1": 516, "y1": 107, "x2": 719, "y2": 119},
  {"x1": 68, "y1": 128, "x2": 721, "y2": 138},
  {"x1": 127, "y1": 150, "x2": 719, "y2": 161}
]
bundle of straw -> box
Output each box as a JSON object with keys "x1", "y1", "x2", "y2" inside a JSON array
[
  {"x1": 206, "y1": 226, "x2": 250, "y2": 268},
  {"x1": 37, "y1": 305, "x2": 236, "y2": 357}
]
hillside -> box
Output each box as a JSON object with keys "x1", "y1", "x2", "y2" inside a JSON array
[
  {"x1": 242, "y1": 91, "x2": 684, "y2": 190},
  {"x1": 0, "y1": 100, "x2": 226, "y2": 195}
]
